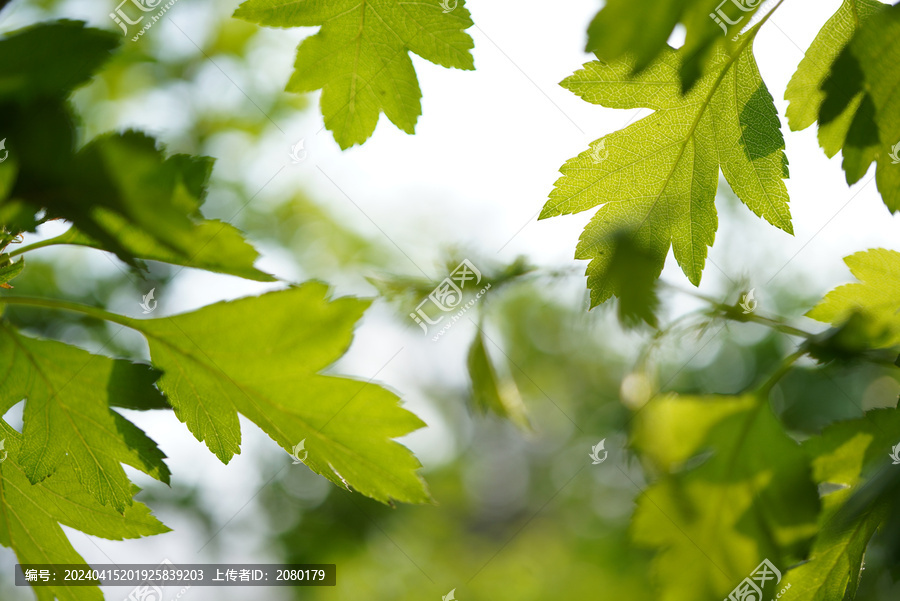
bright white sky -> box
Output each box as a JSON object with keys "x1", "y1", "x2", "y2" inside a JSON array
[{"x1": 2, "y1": 1, "x2": 898, "y2": 599}]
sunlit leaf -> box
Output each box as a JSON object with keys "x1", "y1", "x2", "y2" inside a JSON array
[
  {"x1": 784, "y1": 0, "x2": 883, "y2": 135},
  {"x1": 542, "y1": 44, "x2": 789, "y2": 306},
  {"x1": 0, "y1": 323, "x2": 170, "y2": 512},
  {"x1": 0, "y1": 424, "x2": 169, "y2": 601},
  {"x1": 125, "y1": 283, "x2": 430, "y2": 505},
  {"x1": 234, "y1": 0, "x2": 475, "y2": 149},
  {"x1": 808, "y1": 248, "x2": 900, "y2": 349},
  {"x1": 817, "y1": 2, "x2": 900, "y2": 210}
]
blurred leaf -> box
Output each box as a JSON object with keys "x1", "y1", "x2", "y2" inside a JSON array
[
  {"x1": 0, "y1": 20, "x2": 118, "y2": 101},
  {"x1": 542, "y1": 45, "x2": 789, "y2": 305},
  {"x1": 0, "y1": 199, "x2": 37, "y2": 248},
  {"x1": 783, "y1": 408, "x2": 900, "y2": 600},
  {"x1": 774, "y1": 361, "x2": 889, "y2": 433},
  {"x1": 632, "y1": 394, "x2": 819, "y2": 601},
  {"x1": 39, "y1": 132, "x2": 273, "y2": 280},
  {"x1": 819, "y1": 2, "x2": 900, "y2": 211},
  {"x1": 234, "y1": 0, "x2": 475, "y2": 149},
  {"x1": 601, "y1": 231, "x2": 661, "y2": 328},
  {"x1": 804, "y1": 312, "x2": 896, "y2": 365},
  {"x1": 0, "y1": 323, "x2": 170, "y2": 512},
  {"x1": 0, "y1": 424, "x2": 169, "y2": 601},
  {"x1": 467, "y1": 329, "x2": 530, "y2": 430},
  {"x1": 125, "y1": 283, "x2": 430, "y2": 505},
  {"x1": 808, "y1": 248, "x2": 900, "y2": 349},
  {"x1": 585, "y1": 0, "x2": 769, "y2": 91},
  {"x1": 0, "y1": 257, "x2": 23, "y2": 288},
  {"x1": 0, "y1": 22, "x2": 273, "y2": 281}
]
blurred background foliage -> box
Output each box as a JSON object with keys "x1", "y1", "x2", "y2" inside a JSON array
[{"x1": 0, "y1": 0, "x2": 898, "y2": 600}]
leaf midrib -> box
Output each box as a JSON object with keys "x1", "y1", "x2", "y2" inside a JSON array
[{"x1": 138, "y1": 322, "x2": 420, "y2": 500}]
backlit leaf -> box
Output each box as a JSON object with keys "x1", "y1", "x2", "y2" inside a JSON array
[
  {"x1": 234, "y1": 0, "x2": 475, "y2": 149},
  {"x1": 125, "y1": 283, "x2": 430, "y2": 505},
  {"x1": 0, "y1": 424, "x2": 169, "y2": 601},
  {"x1": 808, "y1": 248, "x2": 900, "y2": 349},
  {"x1": 542, "y1": 44, "x2": 790, "y2": 306},
  {"x1": 817, "y1": 2, "x2": 900, "y2": 210},
  {"x1": 0, "y1": 323, "x2": 170, "y2": 512}
]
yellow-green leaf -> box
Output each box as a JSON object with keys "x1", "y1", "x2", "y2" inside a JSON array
[
  {"x1": 808, "y1": 248, "x2": 900, "y2": 349},
  {"x1": 542, "y1": 45, "x2": 790, "y2": 306},
  {"x1": 234, "y1": 0, "x2": 475, "y2": 149},
  {"x1": 125, "y1": 283, "x2": 430, "y2": 505}
]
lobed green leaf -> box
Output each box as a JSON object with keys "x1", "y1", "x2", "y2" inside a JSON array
[
  {"x1": 234, "y1": 0, "x2": 475, "y2": 149},
  {"x1": 543, "y1": 44, "x2": 790, "y2": 307},
  {"x1": 0, "y1": 324, "x2": 170, "y2": 512},
  {"x1": 125, "y1": 283, "x2": 430, "y2": 505}
]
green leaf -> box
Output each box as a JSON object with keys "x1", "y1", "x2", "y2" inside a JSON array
[
  {"x1": 57, "y1": 132, "x2": 273, "y2": 280},
  {"x1": 0, "y1": 22, "x2": 273, "y2": 281},
  {"x1": 51, "y1": 211, "x2": 275, "y2": 283},
  {"x1": 0, "y1": 323, "x2": 170, "y2": 512},
  {"x1": 10, "y1": 131, "x2": 273, "y2": 280},
  {"x1": 782, "y1": 409, "x2": 900, "y2": 600},
  {"x1": 631, "y1": 394, "x2": 819, "y2": 601},
  {"x1": 784, "y1": 0, "x2": 884, "y2": 134},
  {"x1": 0, "y1": 20, "x2": 118, "y2": 102},
  {"x1": 596, "y1": 231, "x2": 661, "y2": 327},
  {"x1": 234, "y1": 0, "x2": 475, "y2": 149},
  {"x1": 807, "y1": 248, "x2": 900, "y2": 349},
  {"x1": 0, "y1": 424, "x2": 169, "y2": 601},
  {"x1": 541, "y1": 45, "x2": 790, "y2": 307},
  {"x1": 467, "y1": 329, "x2": 530, "y2": 430},
  {"x1": 818, "y1": 2, "x2": 900, "y2": 211},
  {"x1": 124, "y1": 283, "x2": 430, "y2": 505},
  {"x1": 585, "y1": 0, "x2": 768, "y2": 91}
]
